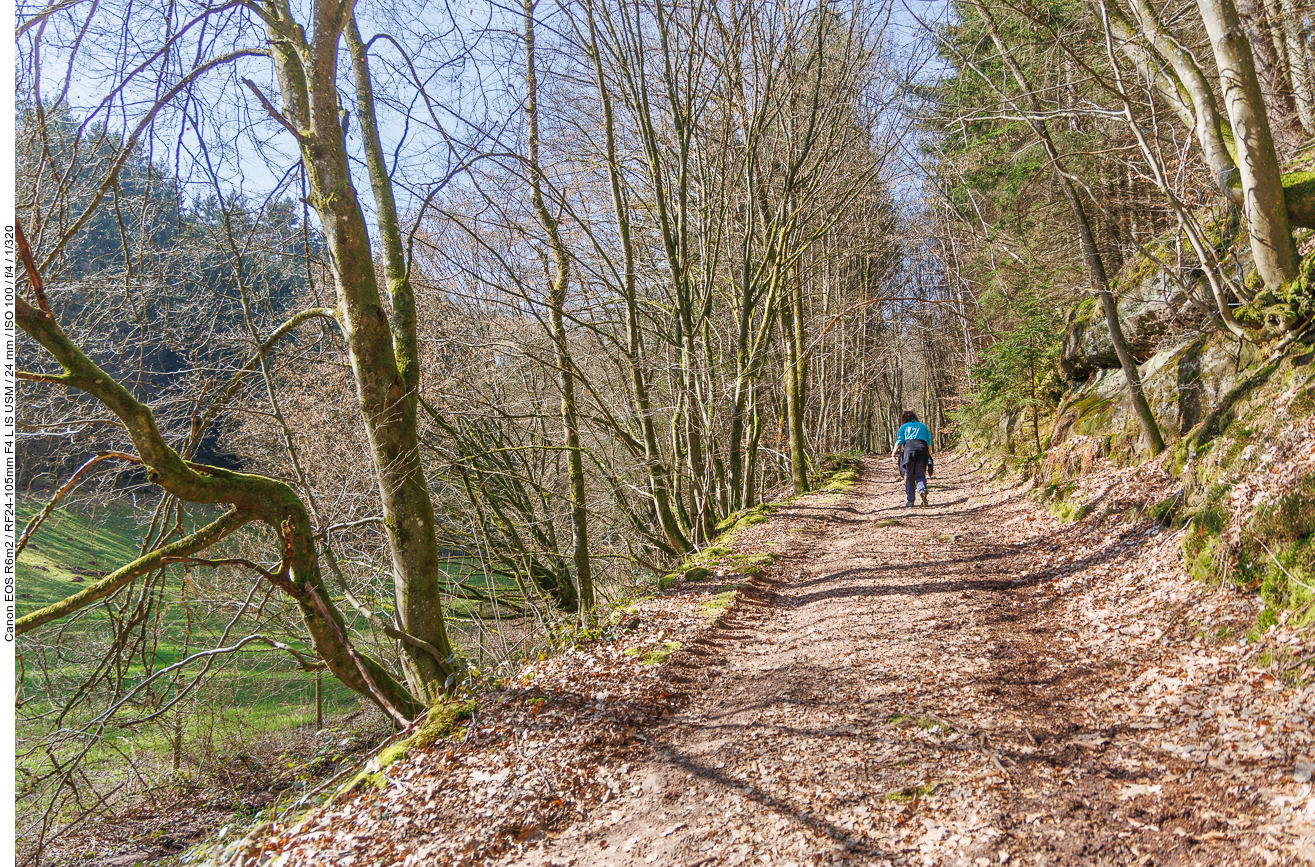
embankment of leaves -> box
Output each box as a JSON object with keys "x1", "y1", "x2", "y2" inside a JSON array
[
  {"x1": 965, "y1": 418, "x2": 1315, "y2": 852},
  {"x1": 1035, "y1": 345, "x2": 1315, "y2": 637}
]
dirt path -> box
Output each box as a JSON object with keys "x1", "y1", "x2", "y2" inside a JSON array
[{"x1": 503, "y1": 455, "x2": 1269, "y2": 867}]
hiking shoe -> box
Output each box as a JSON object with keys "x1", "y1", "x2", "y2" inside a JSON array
[
  {"x1": 920, "y1": 492, "x2": 929, "y2": 507},
  {"x1": 905, "y1": 501, "x2": 914, "y2": 508}
]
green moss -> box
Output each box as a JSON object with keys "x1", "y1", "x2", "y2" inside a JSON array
[
  {"x1": 1166, "y1": 439, "x2": 1190, "y2": 476},
  {"x1": 821, "y1": 469, "x2": 859, "y2": 492},
  {"x1": 1237, "y1": 473, "x2": 1315, "y2": 623},
  {"x1": 640, "y1": 640, "x2": 682, "y2": 665},
  {"x1": 715, "y1": 503, "x2": 777, "y2": 534},
  {"x1": 693, "y1": 544, "x2": 732, "y2": 563},
  {"x1": 723, "y1": 553, "x2": 773, "y2": 576},
  {"x1": 337, "y1": 747, "x2": 404, "y2": 798},
  {"x1": 345, "y1": 771, "x2": 387, "y2": 792},
  {"x1": 683, "y1": 566, "x2": 712, "y2": 583},
  {"x1": 698, "y1": 591, "x2": 737, "y2": 618},
  {"x1": 1146, "y1": 493, "x2": 1183, "y2": 527},
  {"x1": 1290, "y1": 385, "x2": 1315, "y2": 419},
  {"x1": 1281, "y1": 169, "x2": 1315, "y2": 201},
  {"x1": 873, "y1": 518, "x2": 901, "y2": 528},
  {"x1": 1067, "y1": 296, "x2": 1097, "y2": 328},
  {"x1": 808, "y1": 452, "x2": 864, "y2": 492},
  {"x1": 1248, "y1": 607, "x2": 1280, "y2": 641},
  {"x1": 882, "y1": 781, "x2": 944, "y2": 802},
  {"x1": 1120, "y1": 251, "x2": 1163, "y2": 291},
  {"x1": 413, "y1": 700, "x2": 476, "y2": 748},
  {"x1": 1067, "y1": 392, "x2": 1116, "y2": 437},
  {"x1": 1249, "y1": 472, "x2": 1315, "y2": 545},
  {"x1": 885, "y1": 713, "x2": 952, "y2": 733},
  {"x1": 1219, "y1": 433, "x2": 1251, "y2": 470},
  {"x1": 375, "y1": 739, "x2": 411, "y2": 768},
  {"x1": 1182, "y1": 498, "x2": 1229, "y2": 584},
  {"x1": 1188, "y1": 361, "x2": 1279, "y2": 449},
  {"x1": 1050, "y1": 498, "x2": 1092, "y2": 523}
]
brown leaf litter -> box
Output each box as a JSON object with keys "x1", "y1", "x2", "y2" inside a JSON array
[{"x1": 218, "y1": 451, "x2": 1313, "y2": 867}]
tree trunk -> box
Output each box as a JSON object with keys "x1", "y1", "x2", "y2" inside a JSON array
[
  {"x1": 343, "y1": 16, "x2": 454, "y2": 698},
  {"x1": 1196, "y1": 0, "x2": 1299, "y2": 289},
  {"x1": 1117, "y1": 0, "x2": 1240, "y2": 199},
  {"x1": 525, "y1": 0, "x2": 593, "y2": 612},
  {"x1": 782, "y1": 280, "x2": 809, "y2": 494},
  {"x1": 1279, "y1": 0, "x2": 1315, "y2": 133},
  {"x1": 1237, "y1": 0, "x2": 1304, "y2": 152},
  {"x1": 263, "y1": 2, "x2": 452, "y2": 702}
]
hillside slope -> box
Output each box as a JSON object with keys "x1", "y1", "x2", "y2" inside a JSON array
[{"x1": 206, "y1": 456, "x2": 1314, "y2": 867}]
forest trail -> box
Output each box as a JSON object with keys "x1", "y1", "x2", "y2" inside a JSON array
[
  {"x1": 237, "y1": 454, "x2": 1312, "y2": 867},
  {"x1": 499, "y1": 455, "x2": 1281, "y2": 867}
]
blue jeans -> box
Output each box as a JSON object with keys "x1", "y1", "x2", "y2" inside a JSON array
[{"x1": 904, "y1": 452, "x2": 928, "y2": 504}]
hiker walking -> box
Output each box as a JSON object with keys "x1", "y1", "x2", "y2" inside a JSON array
[{"x1": 892, "y1": 410, "x2": 934, "y2": 507}]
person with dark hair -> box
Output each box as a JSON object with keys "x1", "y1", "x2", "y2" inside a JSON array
[{"x1": 892, "y1": 410, "x2": 934, "y2": 507}]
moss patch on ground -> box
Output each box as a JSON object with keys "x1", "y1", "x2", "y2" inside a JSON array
[
  {"x1": 335, "y1": 700, "x2": 477, "y2": 797},
  {"x1": 715, "y1": 503, "x2": 777, "y2": 535},
  {"x1": 698, "y1": 591, "x2": 737, "y2": 619},
  {"x1": 1050, "y1": 500, "x2": 1093, "y2": 523},
  {"x1": 882, "y1": 781, "x2": 945, "y2": 802},
  {"x1": 413, "y1": 700, "x2": 477, "y2": 748},
  {"x1": 638, "y1": 640, "x2": 682, "y2": 665},
  {"x1": 658, "y1": 502, "x2": 785, "y2": 590},
  {"x1": 1235, "y1": 472, "x2": 1315, "y2": 628},
  {"x1": 808, "y1": 452, "x2": 863, "y2": 492}
]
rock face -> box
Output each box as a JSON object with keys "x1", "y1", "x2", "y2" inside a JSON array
[
  {"x1": 1060, "y1": 266, "x2": 1211, "y2": 382},
  {"x1": 1049, "y1": 333, "x2": 1264, "y2": 462}
]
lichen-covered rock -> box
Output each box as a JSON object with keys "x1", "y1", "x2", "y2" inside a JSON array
[
  {"x1": 1050, "y1": 332, "x2": 1264, "y2": 463},
  {"x1": 1059, "y1": 268, "x2": 1210, "y2": 382}
]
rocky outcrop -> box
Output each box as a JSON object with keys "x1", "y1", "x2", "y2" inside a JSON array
[
  {"x1": 1050, "y1": 332, "x2": 1266, "y2": 462},
  {"x1": 1060, "y1": 266, "x2": 1212, "y2": 382}
]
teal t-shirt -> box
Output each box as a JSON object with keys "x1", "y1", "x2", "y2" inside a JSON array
[{"x1": 895, "y1": 421, "x2": 931, "y2": 447}]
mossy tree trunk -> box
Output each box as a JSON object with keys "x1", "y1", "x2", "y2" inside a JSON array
[
  {"x1": 261, "y1": 0, "x2": 453, "y2": 701},
  {"x1": 525, "y1": 0, "x2": 593, "y2": 613},
  {"x1": 783, "y1": 278, "x2": 810, "y2": 494}
]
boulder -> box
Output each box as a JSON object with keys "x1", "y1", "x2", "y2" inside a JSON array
[
  {"x1": 1059, "y1": 267, "x2": 1210, "y2": 382},
  {"x1": 1050, "y1": 332, "x2": 1264, "y2": 462}
]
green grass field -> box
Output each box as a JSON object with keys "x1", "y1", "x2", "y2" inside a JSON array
[
  {"x1": 13, "y1": 495, "x2": 575, "y2": 860},
  {"x1": 14, "y1": 496, "x2": 524, "y2": 720},
  {"x1": 15, "y1": 498, "x2": 147, "y2": 615},
  {"x1": 15, "y1": 497, "x2": 362, "y2": 745}
]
